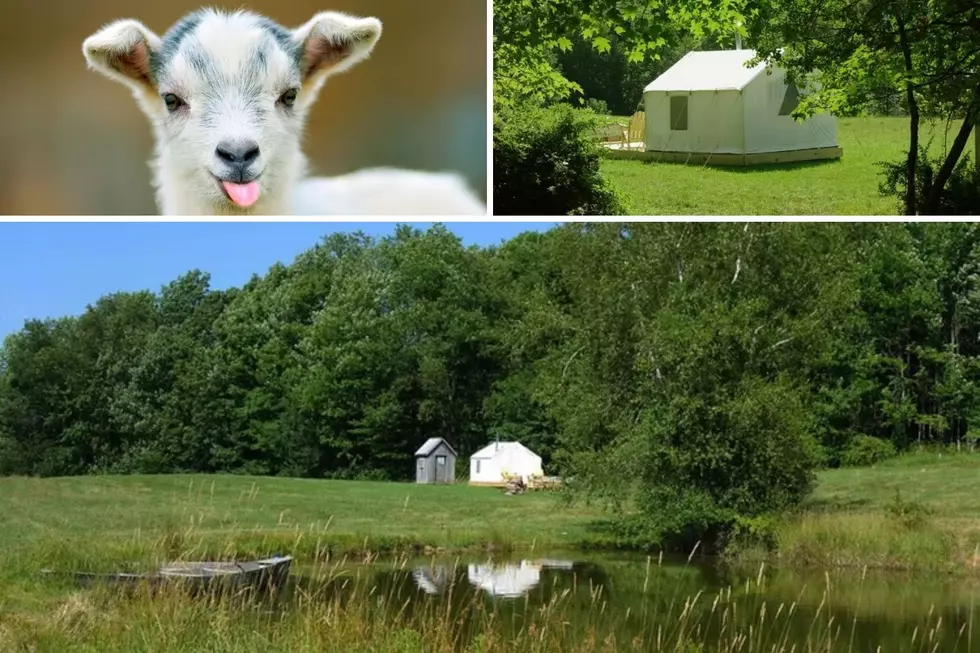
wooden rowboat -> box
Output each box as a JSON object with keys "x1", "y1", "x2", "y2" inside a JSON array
[{"x1": 41, "y1": 555, "x2": 293, "y2": 594}]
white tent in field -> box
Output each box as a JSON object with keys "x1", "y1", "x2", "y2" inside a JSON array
[
  {"x1": 469, "y1": 441, "x2": 542, "y2": 485},
  {"x1": 642, "y1": 49, "x2": 840, "y2": 165}
]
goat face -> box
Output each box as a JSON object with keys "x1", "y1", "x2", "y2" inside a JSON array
[{"x1": 83, "y1": 9, "x2": 382, "y2": 213}]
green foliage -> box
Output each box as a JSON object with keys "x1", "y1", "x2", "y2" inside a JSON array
[
  {"x1": 10, "y1": 223, "x2": 980, "y2": 551},
  {"x1": 884, "y1": 489, "x2": 934, "y2": 530},
  {"x1": 582, "y1": 97, "x2": 609, "y2": 115},
  {"x1": 730, "y1": 513, "x2": 781, "y2": 551},
  {"x1": 879, "y1": 148, "x2": 980, "y2": 216},
  {"x1": 493, "y1": 0, "x2": 750, "y2": 108},
  {"x1": 558, "y1": 34, "x2": 711, "y2": 117},
  {"x1": 841, "y1": 435, "x2": 898, "y2": 468},
  {"x1": 493, "y1": 40, "x2": 582, "y2": 109},
  {"x1": 751, "y1": 0, "x2": 980, "y2": 213},
  {"x1": 493, "y1": 103, "x2": 625, "y2": 215}
]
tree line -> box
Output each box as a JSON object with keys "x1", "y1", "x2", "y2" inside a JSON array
[{"x1": 4, "y1": 224, "x2": 980, "y2": 537}]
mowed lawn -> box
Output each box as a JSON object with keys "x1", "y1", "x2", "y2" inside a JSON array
[
  {"x1": 767, "y1": 451, "x2": 980, "y2": 571},
  {"x1": 2, "y1": 451, "x2": 979, "y2": 570},
  {"x1": 807, "y1": 451, "x2": 980, "y2": 517},
  {"x1": 0, "y1": 475, "x2": 604, "y2": 566},
  {"x1": 601, "y1": 116, "x2": 962, "y2": 215}
]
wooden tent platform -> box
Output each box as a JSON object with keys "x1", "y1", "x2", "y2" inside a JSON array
[{"x1": 602, "y1": 145, "x2": 843, "y2": 166}]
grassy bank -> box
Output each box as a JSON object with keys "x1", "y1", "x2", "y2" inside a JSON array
[
  {"x1": 733, "y1": 451, "x2": 980, "y2": 573},
  {"x1": 3, "y1": 552, "x2": 974, "y2": 653},
  {"x1": 600, "y1": 116, "x2": 962, "y2": 215},
  {"x1": 3, "y1": 463, "x2": 980, "y2": 651},
  {"x1": 4, "y1": 452, "x2": 980, "y2": 575},
  {"x1": 0, "y1": 474, "x2": 604, "y2": 570}
]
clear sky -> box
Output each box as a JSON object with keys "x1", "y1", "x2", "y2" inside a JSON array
[{"x1": 0, "y1": 222, "x2": 558, "y2": 340}]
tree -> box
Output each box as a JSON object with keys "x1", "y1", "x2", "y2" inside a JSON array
[
  {"x1": 494, "y1": 0, "x2": 752, "y2": 106},
  {"x1": 749, "y1": 0, "x2": 980, "y2": 214}
]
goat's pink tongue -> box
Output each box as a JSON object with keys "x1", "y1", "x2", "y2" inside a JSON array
[{"x1": 222, "y1": 180, "x2": 260, "y2": 207}]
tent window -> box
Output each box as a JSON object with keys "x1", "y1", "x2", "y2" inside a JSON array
[
  {"x1": 779, "y1": 83, "x2": 800, "y2": 116},
  {"x1": 670, "y1": 96, "x2": 688, "y2": 131}
]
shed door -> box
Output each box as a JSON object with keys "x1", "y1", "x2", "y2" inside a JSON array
[
  {"x1": 417, "y1": 458, "x2": 426, "y2": 483},
  {"x1": 435, "y1": 455, "x2": 447, "y2": 483}
]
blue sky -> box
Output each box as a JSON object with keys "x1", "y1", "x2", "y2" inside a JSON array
[{"x1": 0, "y1": 222, "x2": 557, "y2": 340}]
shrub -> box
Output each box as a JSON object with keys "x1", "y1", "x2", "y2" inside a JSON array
[
  {"x1": 885, "y1": 489, "x2": 933, "y2": 530},
  {"x1": 840, "y1": 434, "x2": 897, "y2": 467},
  {"x1": 879, "y1": 148, "x2": 980, "y2": 215},
  {"x1": 493, "y1": 102, "x2": 625, "y2": 215},
  {"x1": 583, "y1": 98, "x2": 610, "y2": 115}
]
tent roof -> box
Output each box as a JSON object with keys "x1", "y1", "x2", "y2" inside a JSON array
[
  {"x1": 644, "y1": 49, "x2": 768, "y2": 92},
  {"x1": 470, "y1": 441, "x2": 539, "y2": 460},
  {"x1": 415, "y1": 437, "x2": 456, "y2": 457}
]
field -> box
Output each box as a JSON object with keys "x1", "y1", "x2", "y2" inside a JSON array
[
  {"x1": 0, "y1": 475, "x2": 606, "y2": 570},
  {"x1": 736, "y1": 451, "x2": 980, "y2": 571},
  {"x1": 600, "y1": 116, "x2": 964, "y2": 215},
  {"x1": 3, "y1": 458, "x2": 980, "y2": 652},
  {"x1": 3, "y1": 452, "x2": 980, "y2": 572}
]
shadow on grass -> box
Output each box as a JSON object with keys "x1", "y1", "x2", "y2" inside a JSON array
[
  {"x1": 624, "y1": 157, "x2": 842, "y2": 174},
  {"x1": 801, "y1": 497, "x2": 872, "y2": 512}
]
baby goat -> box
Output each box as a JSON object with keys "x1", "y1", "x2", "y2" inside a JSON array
[{"x1": 82, "y1": 9, "x2": 485, "y2": 215}]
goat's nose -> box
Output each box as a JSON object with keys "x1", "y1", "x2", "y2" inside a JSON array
[{"x1": 215, "y1": 140, "x2": 260, "y2": 166}]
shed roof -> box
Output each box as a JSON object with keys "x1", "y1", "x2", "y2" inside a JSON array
[
  {"x1": 644, "y1": 49, "x2": 768, "y2": 93},
  {"x1": 415, "y1": 437, "x2": 457, "y2": 457},
  {"x1": 470, "y1": 441, "x2": 540, "y2": 460}
]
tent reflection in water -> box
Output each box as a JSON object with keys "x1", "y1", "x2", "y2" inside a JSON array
[
  {"x1": 466, "y1": 559, "x2": 576, "y2": 598},
  {"x1": 467, "y1": 561, "x2": 541, "y2": 598}
]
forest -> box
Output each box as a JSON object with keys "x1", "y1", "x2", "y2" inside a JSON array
[{"x1": 3, "y1": 223, "x2": 980, "y2": 543}]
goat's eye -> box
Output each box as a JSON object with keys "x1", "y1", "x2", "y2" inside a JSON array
[
  {"x1": 162, "y1": 93, "x2": 185, "y2": 113},
  {"x1": 278, "y1": 88, "x2": 298, "y2": 108}
]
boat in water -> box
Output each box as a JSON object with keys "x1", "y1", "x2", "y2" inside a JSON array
[{"x1": 41, "y1": 555, "x2": 293, "y2": 594}]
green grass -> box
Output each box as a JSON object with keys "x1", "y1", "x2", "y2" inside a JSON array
[
  {"x1": 0, "y1": 475, "x2": 605, "y2": 569},
  {"x1": 2, "y1": 463, "x2": 980, "y2": 651},
  {"x1": 809, "y1": 450, "x2": 980, "y2": 517},
  {"x1": 4, "y1": 549, "x2": 972, "y2": 653},
  {"x1": 734, "y1": 451, "x2": 980, "y2": 573},
  {"x1": 4, "y1": 451, "x2": 980, "y2": 574},
  {"x1": 600, "y1": 116, "x2": 964, "y2": 215}
]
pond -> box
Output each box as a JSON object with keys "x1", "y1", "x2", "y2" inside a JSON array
[{"x1": 287, "y1": 552, "x2": 980, "y2": 652}]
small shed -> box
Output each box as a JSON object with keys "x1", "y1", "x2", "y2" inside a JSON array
[
  {"x1": 414, "y1": 437, "x2": 457, "y2": 484},
  {"x1": 469, "y1": 441, "x2": 542, "y2": 486},
  {"x1": 642, "y1": 49, "x2": 840, "y2": 166}
]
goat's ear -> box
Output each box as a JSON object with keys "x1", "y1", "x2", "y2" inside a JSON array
[
  {"x1": 292, "y1": 12, "x2": 382, "y2": 82},
  {"x1": 83, "y1": 19, "x2": 162, "y2": 91}
]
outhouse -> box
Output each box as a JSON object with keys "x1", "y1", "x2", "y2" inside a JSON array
[{"x1": 414, "y1": 437, "x2": 457, "y2": 484}]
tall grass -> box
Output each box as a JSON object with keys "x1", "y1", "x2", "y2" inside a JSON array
[{"x1": 2, "y1": 548, "x2": 975, "y2": 652}]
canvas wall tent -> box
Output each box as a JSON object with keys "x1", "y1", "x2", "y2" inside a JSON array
[
  {"x1": 642, "y1": 49, "x2": 840, "y2": 165},
  {"x1": 468, "y1": 441, "x2": 542, "y2": 485}
]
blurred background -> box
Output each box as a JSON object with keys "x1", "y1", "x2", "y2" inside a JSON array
[{"x1": 0, "y1": 0, "x2": 486, "y2": 214}]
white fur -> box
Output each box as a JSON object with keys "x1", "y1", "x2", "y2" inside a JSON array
[
  {"x1": 82, "y1": 9, "x2": 485, "y2": 216},
  {"x1": 292, "y1": 169, "x2": 489, "y2": 215}
]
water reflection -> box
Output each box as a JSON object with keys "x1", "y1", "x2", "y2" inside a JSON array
[
  {"x1": 412, "y1": 560, "x2": 575, "y2": 598},
  {"x1": 411, "y1": 565, "x2": 451, "y2": 596},
  {"x1": 292, "y1": 554, "x2": 980, "y2": 652},
  {"x1": 410, "y1": 559, "x2": 579, "y2": 598}
]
